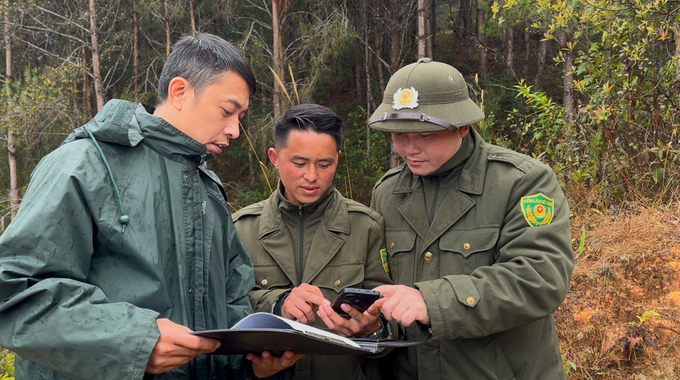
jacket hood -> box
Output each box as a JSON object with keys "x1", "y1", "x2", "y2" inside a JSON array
[{"x1": 64, "y1": 99, "x2": 208, "y2": 160}]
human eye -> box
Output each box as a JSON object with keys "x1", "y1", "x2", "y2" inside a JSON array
[
  {"x1": 221, "y1": 107, "x2": 233, "y2": 117},
  {"x1": 293, "y1": 161, "x2": 305, "y2": 168},
  {"x1": 419, "y1": 133, "x2": 434, "y2": 138}
]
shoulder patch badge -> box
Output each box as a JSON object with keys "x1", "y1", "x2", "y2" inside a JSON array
[
  {"x1": 380, "y1": 248, "x2": 391, "y2": 278},
  {"x1": 521, "y1": 193, "x2": 554, "y2": 227}
]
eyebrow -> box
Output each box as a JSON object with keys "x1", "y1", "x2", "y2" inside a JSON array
[
  {"x1": 291, "y1": 155, "x2": 336, "y2": 163},
  {"x1": 223, "y1": 99, "x2": 244, "y2": 110}
]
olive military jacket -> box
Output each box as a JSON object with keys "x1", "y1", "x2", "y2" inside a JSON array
[
  {"x1": 371, "y1": 129, "x2": 573, "y2": 380},
  {"x1": 0, "y1": 100, "x2": 256, "y2": 380},
  {"x1": 232, "y1": 186, "x2": 392, "y2": 380}
]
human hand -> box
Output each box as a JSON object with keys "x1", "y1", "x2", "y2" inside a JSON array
[
  {"x1": 373, "y1": 285, "x2": 429, "y2": 327},
  {"x1": 316, "y1": 302, "x2": 381, "y2": 337},
  {"x1": 247, "y1": 350, "x2": 304, "y2": 379},
  {"x1": 281, "y1": 283, "x2": 330, "y2": 323},
  {"x1": 146, "y1": 318, "x2": 221, "y2": 374}
]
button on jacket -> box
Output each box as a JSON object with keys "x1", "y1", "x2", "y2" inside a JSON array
[
  {"x1": 233, "y1": 185, "x2": 392, "y2": 380},
  {"x1": 371, "y1": 129, "x2": 573, "y2": 380},
  {"x1": 0, "y1": 100, "x2": 255, "y2": 380}
]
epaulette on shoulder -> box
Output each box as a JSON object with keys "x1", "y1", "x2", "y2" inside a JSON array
[
  {"x1": 344, "y1": 199, "x2": 382, "y2": 222},
  {"x1": 232, "y1": 201, "x2": 265, "y2": 222},
  {"x1": 486, "y1": 145, "x2": 543, "y2": 175},
  {"x1": 373, "y1": 164, "x2": 405, "y2": 190}
]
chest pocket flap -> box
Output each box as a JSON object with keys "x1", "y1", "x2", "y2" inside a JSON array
[
  {"x1": 385, "y1": 229, "x2": 416, "y2": 256},
  {"x1": 440, "y1": 226, "x2": 500, "y2": 258},
  {"x1": 314, "y1": 262, "x2": 365, "y2": 293},
  {"x1": 255, "y1": 265, "x2": 291, "y2": 289}
]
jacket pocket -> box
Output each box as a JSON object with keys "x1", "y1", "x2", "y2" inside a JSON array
[
  {"x1": 385, "y1": 229, "x2": 417, "y2": 285},
  {"x1": 314, "y1": 261, "x2": 365, "y2": 294},
  {"x1": 439, "y1": 226, "x2": 499, "y2": 275},
  {"x1": 253, "y1": 264, "x2": 291, "y2": 290},
  {"x1": 482, "y1": 338, "x2": 516, "y2": 380}
]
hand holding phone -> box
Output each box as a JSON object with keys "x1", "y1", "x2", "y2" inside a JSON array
[{"x1": 330, "y1": 288, "x2": 381, "y2": 319}]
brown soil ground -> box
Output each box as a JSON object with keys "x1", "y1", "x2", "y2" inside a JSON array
[{"x1": 560, "y1": 207, "x2": 680, "y2": 379}]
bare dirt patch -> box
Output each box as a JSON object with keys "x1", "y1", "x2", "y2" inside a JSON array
[{"x1": 559, "y1": 207, "x2": 680, "y2": 379}]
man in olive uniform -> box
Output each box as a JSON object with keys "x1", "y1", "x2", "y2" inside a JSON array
[
  {"x1": 233, "y1": 104, "x2": 393, "y2": 380},
  {"x1": 370, "y1": 58, "x2": 573, "y2": 380}
]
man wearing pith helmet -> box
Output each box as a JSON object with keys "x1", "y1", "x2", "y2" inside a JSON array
[{"x1": 370, "y1": 58, "x2": 573, "y2": 380}]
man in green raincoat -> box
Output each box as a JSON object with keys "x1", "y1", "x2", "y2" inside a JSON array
[
  {"x1": 369, "y1": 59, "x2": 574, "y2": 380},
  {"x1": 232, "y1": 104, "x2": 393, "y2": 380},
  {"x1": 0, "y1": 33, "x2": 300, "y2": 380}
]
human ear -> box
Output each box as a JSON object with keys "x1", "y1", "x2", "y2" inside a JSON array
[
  {"x1": 167, "y1": 77, "x2": 191, "y2": 111},
  {"x1": 268, "y1": 148, "x2": 280, "y2": 169},
  {"x1": 459, "y1": 125, "x2": 470, "y2": 138}
]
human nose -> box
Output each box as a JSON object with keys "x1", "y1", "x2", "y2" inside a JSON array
[
  {"x1": 224, "y1": 118, "x2": 241, "y2": 140},
  {"x1": 402, "y1": 134, "x2": 420, "y2": 154},
  {"x1": 302, "y1": 166, "x2": 318, "y2": 183}
]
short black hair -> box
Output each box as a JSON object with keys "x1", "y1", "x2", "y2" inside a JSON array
[
  {"x1": 157, "y1": 33, "x2": 256, "y2": 103},
  {"x1": 274, "y1": 104, "x2": 344, "y2": 150}
]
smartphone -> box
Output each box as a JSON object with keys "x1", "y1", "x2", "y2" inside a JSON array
[{"x1": 331, "y1": 288, "x2": 381, "y2": 319}]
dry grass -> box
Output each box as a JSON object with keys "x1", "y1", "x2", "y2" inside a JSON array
[{"x1": 558, "y1": 206, "x2": 680, "y2": 379}]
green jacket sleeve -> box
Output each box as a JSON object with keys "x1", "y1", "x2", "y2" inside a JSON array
[
  {"x1": 0, "y1": 148, "x2": 160, "y2": 380},
  {"x1": 359, "y1": 215, "x2": 392, "y2": 290},
  {"x1": 415, "y1": 164, "x2": 574, "y2": 341}
]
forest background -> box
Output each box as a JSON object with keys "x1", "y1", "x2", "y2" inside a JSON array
[{"x1": 2, "y1": 0, "x2": 680, "y2": 379}]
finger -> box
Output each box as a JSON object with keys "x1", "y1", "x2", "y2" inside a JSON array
[
  {"x1": 173, "y1": 334, "x2": 221, "y2": 354},
  {"x1": 280, "y1": 351, "x2": 305, "y2": 367},
  {"x1": 390, "y1": 301, "x2": 411, "y2": 326},
  {"x1": 319, "y1": 305, "x2": 354, "y2": 336},
  {"x1": 365, "y1": 302, "x2": 382, "y2": 317},
  {"x1": 373, "y1": 285, "x2": 397, "y2": 298},
  {"x1": 300, "y1": 292, "x2": 329, "y2": 307},
  {"x1": 400, "y1": 308, "x2": 418, "y2": 327},
  {"x1": 373, "y1": 297, "x2": 388, "y2": 309},
  {"x1": 341, "y1": 303, "x2": 367, "y2": 322},
  {"x1": 287, "y1": 300, "x2": 314, "y2": 323}
]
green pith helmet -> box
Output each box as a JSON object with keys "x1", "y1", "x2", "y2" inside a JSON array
[{"x1": 368, "y1": 58, "x2": 485, "y2": 133}]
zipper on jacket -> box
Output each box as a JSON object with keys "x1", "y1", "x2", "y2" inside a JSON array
[{"x1": 298, "y1": 205, "x2": 305, "y2": 285}]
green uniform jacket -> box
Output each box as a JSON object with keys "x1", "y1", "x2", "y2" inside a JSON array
[
  {"x1": 0, "y1": 100, "x2": 255, "y2": 380},
  {"x1": 232, "y1": 186, "x2": 392, "y2": 380},
  {"x1": 371, "y1": 129, "x2": 573, "y2": 380}
]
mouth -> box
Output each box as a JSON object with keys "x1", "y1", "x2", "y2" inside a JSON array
[
  {"x1": 300, "y1": 186, "x2": 320, "y2": 195},
  {"x1": 406, "y1": 157, "x2": 426, "y2": 165},
  {"x1": 207, "y1": 142, "x2": 229, "y2": 154}
]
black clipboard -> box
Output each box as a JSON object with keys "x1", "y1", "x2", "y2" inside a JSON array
[{"x1": 191, "y1": 312, "x2": 421, "y2": 356}]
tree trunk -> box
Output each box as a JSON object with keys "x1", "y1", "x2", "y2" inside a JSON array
[
  {"x1": 133, "y1": 0, "x2": 139, "y2": 100},
  {"x1": 375, "y1": 31, "x2": 385, "y2": 92},
  {"x1": 477, "y1": 1, "x2": 487, "y2": 84},
  {"x1": 534, "y1": 38, "x2": 547, "y2": 92},
  {"x1": 558, "y1": 32, "x2": 575, "y2": 123},
  {"x1": 424, "y1": 0, "x2": 432, "y2": 58},
  {"x1": 673, "y1": 22, "x2": 680, "y2": 96},
  {"x1": 5, "y1": 7, "x2": 18, "y2": 221},
  {"x1": 89, "y1": 0, "x2": 105, "y2": 111},
  {"x1": 272, "y1": 0, "x2": 283, "y2": 120},
  {"x1": 459, "y1": 0, "x2": 471, "y2": 38},
  {"x1": 354, "y1": 39, "x2": 361, "y2": 95},
  {"x1": 524, "y1": 22, "x2": 530, "y2": 65},
  {"x1": 506, "y1": 27, "x2": 514, "y2": 71},
  {"x1": 163, "y1": 0, "x2": 171, "y2": 57},
  {"x1": 189, "y1": 0, "x2": 197, "y2": 35},
  {"x1": 429, "y1": 0, "x2": 436, "y2": 57},
  {"x1": 417, "y1": 0, "x2": 426, "y2": 58},
  {"x1": 364, "y1": 1, "x2": 372, "y2": 164}
]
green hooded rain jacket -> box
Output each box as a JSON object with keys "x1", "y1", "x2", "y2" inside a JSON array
[{"x1": 0, "y1": 100, "x2": 255, "y2": 380}]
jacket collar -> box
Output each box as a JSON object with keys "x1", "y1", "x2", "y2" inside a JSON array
[
  {"x1": 392, "y1": 128, "x2": 486, "y2": 196},
  {"x1": 135, "y1": 105, "x2": 209, "y2": 165},
  {"x1": 257, "y1": 183, "x2": 351, "y2": 239}
]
